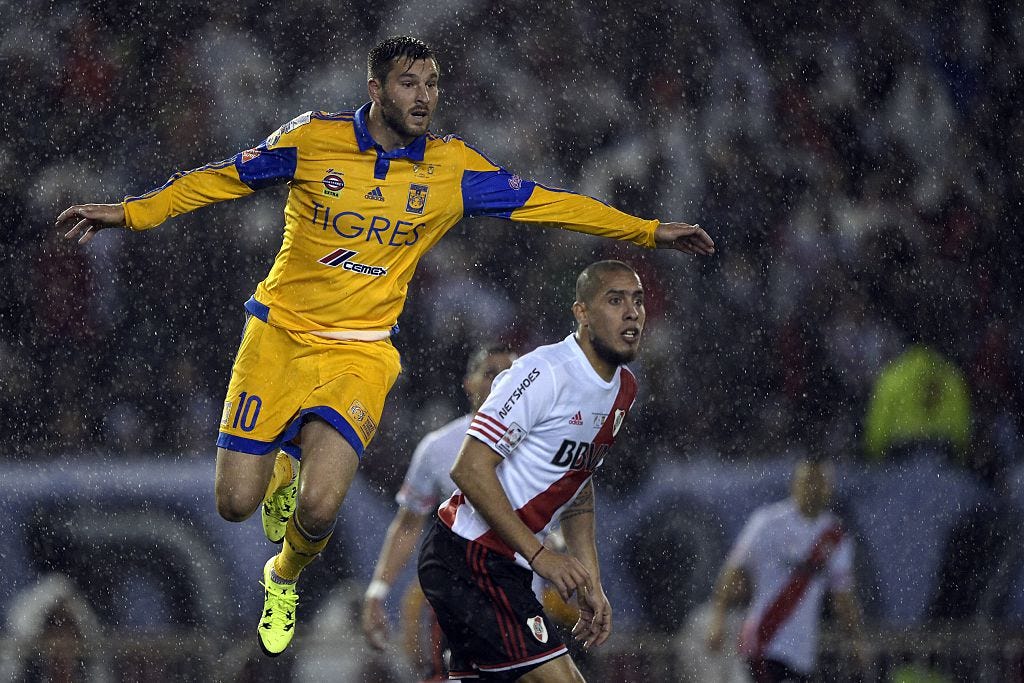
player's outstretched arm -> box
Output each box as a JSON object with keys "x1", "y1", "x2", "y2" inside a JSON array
[
  {"x1": 56, "y1": 203, "x2": 126, "y2": 244},
  {"x1": 654, "y1": 222, "x2": 716, "y2": 255}
]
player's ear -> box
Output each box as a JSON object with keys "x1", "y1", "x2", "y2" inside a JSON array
[
  {"x1": 368, "y1": 77, "x2": 382, "y2": 104},
  {"x1": 572, "y1": 301, "x2": 588, "y2": 327}
]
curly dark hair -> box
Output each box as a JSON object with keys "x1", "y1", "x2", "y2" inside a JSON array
[{"x1": 367, "y1": 36, "x2": 438, "y2": 85}]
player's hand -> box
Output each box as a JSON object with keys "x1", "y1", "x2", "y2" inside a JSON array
[
  {"x1": 360, "y1": 596, "x2": 389, "y2": 651},
  {"x1": 530, "y1": 548, "x2": 592, "y2": 603},
  {"x1": 572, "y1": 583, "x2": 612, "y2": 649},
  {"x1": 654, "y1": 222, "x2": 715, "y2": 255},
  {"x1": 56, "y1": 203, "x2": 126, "y2": 244}
]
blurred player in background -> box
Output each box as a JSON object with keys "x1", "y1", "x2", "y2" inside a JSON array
[
  {"x1": 55, "y1": 34, "x2": 714, "y2": 656},
  {"x1": 361, "y1": 343, "x2": 516, "y2": 679},
  {"x1": 706, "y1": 459, "x2": 868, "y2": 683},
  {"x1": 418, "y1": 260, "x2": 647, "y2": 681}
]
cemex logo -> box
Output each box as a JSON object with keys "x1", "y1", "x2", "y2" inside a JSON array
[{"x1": 317, "y1": 248, "x2": 388, "y2": 277}]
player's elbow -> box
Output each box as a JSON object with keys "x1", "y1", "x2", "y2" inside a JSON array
[
  {"x1": 449, "y1": 462, "x2": 470, "y2": 491},
  {"x1": 451, "y1": 457, "x2": 488, "y2": 495}
]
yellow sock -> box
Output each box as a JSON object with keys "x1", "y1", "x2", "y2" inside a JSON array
[
  {"x1": 274, "y1": 513, "x2": 333, "y2": 581},
  {"x1": 263, "y1": 451, "x2": 295, "y2": 503}
]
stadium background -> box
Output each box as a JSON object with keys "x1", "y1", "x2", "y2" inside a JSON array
[{"x1": 1, "y1": 0, "x2": 1022, "y2": 680}]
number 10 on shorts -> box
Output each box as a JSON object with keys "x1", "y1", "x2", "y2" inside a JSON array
[{"x1": 223, "y1": 391, "x2": 262, "y2": 432}]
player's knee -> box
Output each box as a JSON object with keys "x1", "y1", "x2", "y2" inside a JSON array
[
  {"x1": 293, "y1": 505, "x2": 336, "y2": 538},
  {"x1": 294, "y1": 482, "x2": 346, "y2": 532},
  {"x1": 215, "y1": 486, "x2": 260, "y2": 523}
]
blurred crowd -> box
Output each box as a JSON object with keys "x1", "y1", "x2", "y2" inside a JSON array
[{"x1": 2, "y1": 0, "x2": 1021, "y2": 495}]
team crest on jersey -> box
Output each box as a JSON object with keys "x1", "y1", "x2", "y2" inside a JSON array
[
  {"x1": 240, "y1": 148, "x2": 261, "y2": 163},
  {"x1": 322, "y1": 169, "x2": 345, "y2": 197},
  {"x1": 496, "y1": 422, "x2": 526, "y2": 457},
  {"x1": 508, "y1": 174, "x2": 523, "y2": 190},
  {"x1": 406, "y1": 183, "x2": 429, "y2": 214},
  {"x1": 612, "y1": 409, "x2": 626, "y2": 436},
  {"x1": 527, "y1": 616, "x2": 548, "y2": 643}
]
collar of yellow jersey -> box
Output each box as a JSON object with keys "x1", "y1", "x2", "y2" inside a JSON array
[{"x1": 353, "y1": 102, "x2": 428, "y2": 161}]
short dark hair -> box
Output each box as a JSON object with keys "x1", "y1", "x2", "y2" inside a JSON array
[
  {"x1": 575, "y1": 260, "x2": 639, "y2": 304},
  {"x1": 367, "y1": 36, "x2": 438, "y2": 85},
  {"x1": 466, "y1": 343, "x2": 516, "y2": 375}
]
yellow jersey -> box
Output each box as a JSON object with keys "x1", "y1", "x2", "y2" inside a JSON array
[{"x1": 123, "y1": 103, "x2": 658, "y2": 332}]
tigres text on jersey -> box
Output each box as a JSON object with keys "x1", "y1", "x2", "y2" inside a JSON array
[{"x1": 123, "y1": 103, "x2": 658, "y2": 332}]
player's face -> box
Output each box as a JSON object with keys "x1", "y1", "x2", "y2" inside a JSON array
[
  {"x1": 464, "y1": 352, "x2": 516, "y2": 411},
  {"x1": 578, "y1": 271, "x2": 646, "y2": 370},
  {"x1": 793, "y1": 463, "x2": 832, "y2": 517},
  {"x1": 378, "y1": 58, "x2": 439, "y2": 141}
]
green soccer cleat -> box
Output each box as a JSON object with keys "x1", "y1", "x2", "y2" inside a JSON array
[
  {"x1": 262, "y1": 457, "x2": 299, "y2": 543},
  {"x1": 257, "y1": 557, "x2": 298, "y2": 657}
]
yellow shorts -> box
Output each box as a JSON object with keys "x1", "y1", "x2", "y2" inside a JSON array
[{"x1": 216, "y1": 316, "x2": 401, "y2": 458}]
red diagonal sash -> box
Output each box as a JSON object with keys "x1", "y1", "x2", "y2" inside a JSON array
[
  {"x1": 740, "y1": 523, "x2": 844, "y2": 658},
  {"x1": 473, "y1": 367, "x2": 637, "y2": 558}
]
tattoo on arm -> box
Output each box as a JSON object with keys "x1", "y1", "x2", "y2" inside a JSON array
[{"x1": 560, "y1": 484, "x2": 594, "y2": 522}]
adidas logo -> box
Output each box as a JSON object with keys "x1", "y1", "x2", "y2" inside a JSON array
[
  {"x1": 569, "y1": 411, "x2": 583, "y2": 426},
  {"x1": 364, "y1": 186, "x2": 384, "y2": 201}
]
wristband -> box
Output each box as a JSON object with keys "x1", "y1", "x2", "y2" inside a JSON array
[
  {"x1": 528, "y1": 546, "x2": 545, "y2": 566},
  {"x1": 365, "y1": 579, "x2": 390, "y2": 601}
]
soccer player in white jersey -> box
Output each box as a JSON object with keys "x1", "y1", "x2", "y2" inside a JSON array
[
  {"x1": 361, "y1": 344, "x2": 517, "y2": 677},
  {"x1": 418, "y1": 260, "x2": 645, "y2": 682},
  {"x1": 706, "y1": 459, "x2": 868, "y2": 682}
]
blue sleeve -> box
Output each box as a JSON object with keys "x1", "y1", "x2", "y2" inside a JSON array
[
  {"x1": 461, "y1": 168, "x2": 538, "y2": 218},
  {"x1": 233, "y1": 141, "x2": 298, "y2": 190}
]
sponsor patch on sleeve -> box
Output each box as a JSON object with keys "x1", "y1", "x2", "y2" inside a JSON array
[
  {"x1": 267, "y1": 111, "x2": 313, "y2": 147},
  {"x1": 496, "y1": 422, "x2": 526, "y2": 457}
]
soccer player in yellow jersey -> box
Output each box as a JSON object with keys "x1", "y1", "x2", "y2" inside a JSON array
[{"x1": 56, "y1": 36, "x2": 715, "y2": 658}]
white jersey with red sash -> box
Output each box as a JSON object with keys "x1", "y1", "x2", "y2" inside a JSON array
[
  {"x1": 438, "y1": 334, "x2": 637, "y2": 569},
  {"x1": 730, "y1": 500, "x2": 854, "y2": 674},
  {"x1": 396, "y1": 414, "x2": 471, "y2": 516}
]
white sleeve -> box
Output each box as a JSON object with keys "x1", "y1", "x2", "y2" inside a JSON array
[
  {"x1": 395, "y1": 433, "x2": 444, "y2": 516},
  {"x1": 466, "y1": 358, "x2": 555, "y2": 458},
  {"x1": 725, "y1": 509, "x2": 766, "y2": 572},
  {"x1": 828, "y1": 536, "x2": 855, "y2": 593}
]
